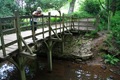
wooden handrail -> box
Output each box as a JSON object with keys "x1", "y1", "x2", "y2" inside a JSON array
[{"x1": 0, "y1": 11, "x2": 98, "y2": 57}]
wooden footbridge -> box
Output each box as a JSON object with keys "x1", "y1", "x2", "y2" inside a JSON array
[{"x1": 0, "y1": 11, "x2": 99, "y2": 80}]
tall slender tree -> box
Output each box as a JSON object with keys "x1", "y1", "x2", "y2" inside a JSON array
[
  {"x1": 98, "y1": 0, "x2": 118, "y2": 31},
  {"x1": 68, "y1": 0, "x2": 76, "y2": 14}
]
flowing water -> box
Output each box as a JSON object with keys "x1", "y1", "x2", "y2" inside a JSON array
[{"x1": 0, "y1": 57, "x2": 120, "y2": 80}]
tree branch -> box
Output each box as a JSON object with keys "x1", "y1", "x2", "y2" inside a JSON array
[{"x1": 98, "y1": 0, "x2": 106, "y2": 10}]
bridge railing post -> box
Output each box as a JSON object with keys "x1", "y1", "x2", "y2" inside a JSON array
[
  {"x1": 55, "y1": 15, "x2": 57, "y2": 33},
  {"x1": 42, "y1": 15, "x2": 45, "y2": 39},
  {"x1": 87, "y1": 18, "x2": 88, "y2": 32},
  {"x1": 59, "y1": 11, "x2": 62, "y2": 33},
  {"x1": 71, "y1": 16, "x2": 74, "y2": 30},
  {"x1": 31, "y1": 15, "x2": 36, "y2": 43},
  {"x1": 77, "y1": 18, "x2": 79, "y2": 31},
  {"x1": 0, "y1": 19, "x2": 6, "y2": 57},
  {"x1": 94, "y1": 15, "x2": 100, "y2": 29},
  {"x1": 62, "y1": 13, "x2": 65, "y2": 33},
  {"x1": 48, "y1": 12, "x2": 52, "y2": 39},
  {"x1": 14, "y1": 10, "x2": 26, "y2": 80},
  {"x1": 61, "y1": 13, "x2": 65, "y2": 54},
  {"x1": 14, "y1": 10, "x2": 22, "y2": 52}
]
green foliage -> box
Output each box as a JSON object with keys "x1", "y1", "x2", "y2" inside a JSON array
[
  {"x1": 24, "y1": 0, "x2": 37, "y2": 15},
  {"x1": 117, "y1": 0, "x2": 120, "y2": 10},
  {"x1": 50, "y1": 17, "x2": 62, "y2": 22},
  {"x1": 39, "y1": 0, "x2": 68, "y2": 10},
  {"x1": 107, "y1": 11, "x2": 120, "y2": 47},
  {"x1": 103, "y1": 54, "x2": 120, "y2": 65},
  {"x1": 67, "y1": 11, "x2": 93, "y2": 18},
  {"x1": 68, "y1": 0, "x2": 72, "y2": 2},
  {"x1": 111, "y1": 11, "x2": 120, "y2": 28},
  {"x1": 0, "y1": 0, "x2": 16, "y2": 17},
  {"x1": 97, "y1": 22, "x2": 107, "y2": 31},
  {"x1": 24, "y1": 0, "x2": 68, "y2": 15},
  {"x1": 111, "y1": 27, "x2": 120, "y2": 46},
  {"x1": 85, "y1": 30, "x2": 98, "y2": 38},
  {"x1": 99, "y1": 10, "x2": 108, "y2": 22},
  {"x1": 81, "y1": 0, "x2": 101, "y2": 15}
]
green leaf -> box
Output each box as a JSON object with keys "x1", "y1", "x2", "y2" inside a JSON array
[
  {"x1": 104, "y1": 59, "x2": 109, "y2": 63},
  {"x1": 68, "y1": 0, "x2": 72, "y2": 2},
  {"x1": 113, "y1": 58, "x2": 119, "y2": 62},
  {"x1": 110, "y1": 60, "x2": 115, "y2": 65}
]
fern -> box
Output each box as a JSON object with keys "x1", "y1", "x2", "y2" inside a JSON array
[{"x1": 104, "y1": 54, "x2": 120, "y2": 65}]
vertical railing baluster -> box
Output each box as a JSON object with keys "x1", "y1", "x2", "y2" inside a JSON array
[
  {"x1": 71, "y1": 16, "x2": 73, "y2": 30},
  {"x1": 0, "y1": 19, "x2": 6, "y2": 57},
  {"x1": 60, "y1": 12, "x2": 62, "y2": 33},
  {"x1": 42, "y1": 16, "x2": 44, "y2": 39},
  {"x1": 62, "y1": 13, "x2": 65, "y2": 33},
  {"x1": 78, "y1": 18, "x2": 79, "y2": 30},
  {"x1": 55, "y1": 15, "x2": 57, "y2": 33},
  {"x1": 87, "y1": 18, "x2": 88, "y2": 32}
]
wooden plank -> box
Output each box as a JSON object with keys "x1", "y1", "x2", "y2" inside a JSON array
[
  {"x1": 0, "y1": 15, "x2": 97, "y2": 59},
  {"x1": 51, "y1": 38, "x2": 62, "y2": 42},
  {"x1": 21, "y1": 52, "x2": 36, "y2": 59},
  {"x1": 64, "y1": 32, "x2": 72, "y2": 35}
]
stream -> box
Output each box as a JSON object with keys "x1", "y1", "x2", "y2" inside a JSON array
[
  {"x1": 0, "y1": 57, "x2": 120, "y2": 80},
  {"x1": 0, "y1": 32, "x2": 120, "y2": 80}
]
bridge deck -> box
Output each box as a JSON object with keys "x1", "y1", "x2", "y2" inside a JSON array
[
  {"x1": 0, "y1": 24, "x2": 70, "y2": 58},
  {"x1": 0, "y1": 16, "x2": 98, "y2": 58}
]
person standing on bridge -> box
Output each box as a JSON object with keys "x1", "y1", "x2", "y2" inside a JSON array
[{"x1": 31, "y1": 7, "x2": 43, "y2": 40}]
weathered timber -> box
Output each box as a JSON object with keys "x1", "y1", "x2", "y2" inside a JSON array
[
  {"x1": 0, "y1": 10, "x2": 99, "y2": 80},
  {"x1": 0, "y1": 19, "x2": 7, "y2": 57},
  {"x1": 21, "y1": 52, "x2": 36, "y2": 59}
]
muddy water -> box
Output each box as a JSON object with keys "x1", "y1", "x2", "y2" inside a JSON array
[
  {"x1": 35, "y1": 58, "x2": 120, "y2": 80},
  {"x1": 0, "y1": 58, "x2": 120, "y2": 80}
]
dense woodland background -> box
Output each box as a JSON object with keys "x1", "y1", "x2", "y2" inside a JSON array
[{"x1": 1, "y1": 0, "x2": 120, "y2": 65}]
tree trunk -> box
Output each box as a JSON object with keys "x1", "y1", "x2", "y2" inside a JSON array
[
  {"x1": 68, "y1": 0, "x2": 76, "y2": 14},
  {"x1": 107, "y1": 0, "x2": 111, "y2": 31}
]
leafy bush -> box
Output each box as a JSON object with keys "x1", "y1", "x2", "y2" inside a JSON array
[
  {"x1": 111, "y1": 11, "x2": 120, "y2": 28},
  {"x1": 103, "y1": 54, "x2": 119, "y2": 65},
  {"x1": 85, "y1": 30, "x2": 98, "y2": 38},
  {"x1": 81, "y1": 0, "x2": 101, "y2": 15},
  {"x1": 97, "y1": 22, "x2": 108, "y2": 31},
  {"x1": 111, "y1": 27, "x2": 120, "y2": 46},
  {"x1": 50, "y1": 17, "x2": 62, "y2": 22},
  {"x1": 108, "y1": 11, "x2": 120, "y2": 47},
  {"x1": 67, "y1": 11, "x2": 93, "y2": 18}
]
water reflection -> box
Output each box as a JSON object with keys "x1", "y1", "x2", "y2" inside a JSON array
[
  {"x1": 0, "y1": 62, "x2": 15, "y2": 80},
  {"x1": 75, "y1": 69, "x2": 102, "y2": 80},
  {"x1": 0, "y1": 59, "x2": 119, "y2": 80},
  {"x1": 25, "y1": 66, "x2": 35, "y2": 79}
]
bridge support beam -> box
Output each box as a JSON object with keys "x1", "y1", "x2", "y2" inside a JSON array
[
  {"x1": 8, "y1": 55, "x2": 26, "y2": 80},
  {"x1": 61, "y1": 13, "x2": 65, "y2": 54},
  {"x1": 61, "y1": 34, "x2": 65, "y2": 54},
  {"x1": 47, "y1": 40, "x2": 53, "y2": 72},
  {"x1": 18, "y1": 55, "x2": 26, "y2": 80},
  {"x1": 44, "y1": 39, "x2": 53, "y2": 72}
]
